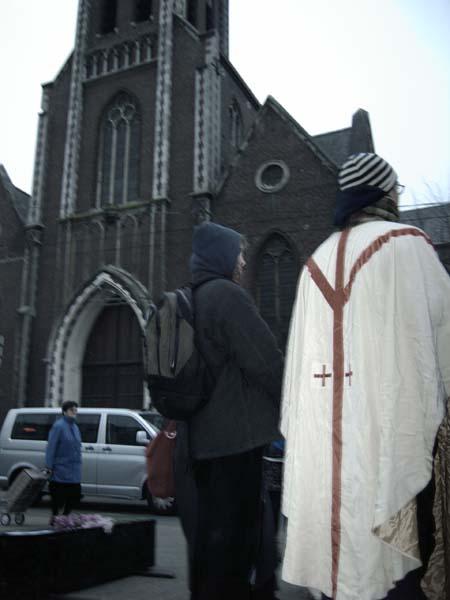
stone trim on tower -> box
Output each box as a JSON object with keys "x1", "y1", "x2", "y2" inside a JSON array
[
  {"x1": 15, "y1": 83, "x2": 51, "y2": 405},
  {"x1": 147, "y1": 202, "x2": 156, "y2": 293},
  {"x1": 84, "y1": 35, "x2": 155, "y2": 81},
  {"x1": 217, "y1": 0, "x2": 229, "y2": 57},
  {"x1": 15, "y1": 225, "x2": 44, "y2": 406},
  {"x1": 152, "y1": 0, "x2": 175, "y2": 200},
  {"x1": 60, "y1": 0, "x2": 90, "y2": 218},
  {"x1": 173, "y1": 0, "x2": 187, "y2": 17},
  {"x1": 29, "y1": 87, "x2": 50, "y2": 226},
  {"x1": 193, "y1": 32, "x2": 222, "y2": 195}
]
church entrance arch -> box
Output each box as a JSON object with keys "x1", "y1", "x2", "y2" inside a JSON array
[{"x1": 46, "y1": 266, "x2": 150, "y2": 408}]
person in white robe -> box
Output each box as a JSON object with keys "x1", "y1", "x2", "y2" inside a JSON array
[{"x1": 281, "y1": 152, "x2": 450, "y2": 600}]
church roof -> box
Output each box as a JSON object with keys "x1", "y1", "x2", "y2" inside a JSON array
[
  {"x1": 401, "y1": 203, "x2": 450, "y2": 245},
  {"x1": 216, "y1": 98, "x2": 375, "y2": 197},
  {"x1": 313, "y1": 109, "x2": 374, "y2": 167},
  {"x1": 11, "y1": 186, "x2": 30, "y2": 223},
  {"x1": 263, "y1": 96, "x2": 338, "y2": 173},
  {"x1": 313, "y1": 128, "x2": 352, "y2": 166},
  {"x1": 0, "y1": 165, "x2": 30, "y2": 224},
  {"x1": 216, "y1": 95, "x2": 338, "y2": 194},
  {"x1": 220, "y1": 56, "x2": 260, "y2": 110}
]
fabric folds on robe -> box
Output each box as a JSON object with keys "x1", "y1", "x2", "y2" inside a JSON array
[{"x1": 421, "y1": 398, "x2": 450, "y2": 600}]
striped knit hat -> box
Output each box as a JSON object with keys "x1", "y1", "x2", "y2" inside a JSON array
[
  {"x1": 334, "y1": 153, "x2": 398, "y2": 227},
  {"x1": 338, "y1": 153, "x2": 397, "y2": 192}
]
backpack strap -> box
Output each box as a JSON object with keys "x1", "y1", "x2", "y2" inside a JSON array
[
  {"x1": 175, "y1": 287, "x2": 193, "y2": 326},
  {"x1": 190, "y1": 282, "x2": 219, "y2": 393}
]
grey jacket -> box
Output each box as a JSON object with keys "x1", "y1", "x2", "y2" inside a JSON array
[{"x1": 188, "y1": 273, "x2": 283, "y2": 460}]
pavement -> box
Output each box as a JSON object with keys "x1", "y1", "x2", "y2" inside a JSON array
[{"x1": 0, "y1": 493, "x2": 314, "y2": 600}]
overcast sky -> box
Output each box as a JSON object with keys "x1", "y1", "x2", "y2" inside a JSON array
[{"x1": 0, "y1": 0, "x2": 449, "y2": 208}]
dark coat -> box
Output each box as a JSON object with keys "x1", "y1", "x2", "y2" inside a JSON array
[{"x1": 188, "y1": 271, "x2": 283, "y2": 460}]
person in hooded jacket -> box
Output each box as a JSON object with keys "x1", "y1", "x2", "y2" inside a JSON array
[{"x1": 187, "y1": 221, "x2": 283, "y2": 600}]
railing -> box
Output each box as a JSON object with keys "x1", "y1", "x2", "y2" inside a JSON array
[{"x1": 84, "y1": 35, "x2": 155, "y2": 81}]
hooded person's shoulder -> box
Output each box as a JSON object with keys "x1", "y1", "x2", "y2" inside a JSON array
[
  {"x1": 202, "y1": 277, "x2": 248, "y2": 295},
  {"x1": 207, "y1": 279, "x2": 256, "y2": 318},
  {"x1": 199, "y1": 278, "x2": 254, "y2": 312}
]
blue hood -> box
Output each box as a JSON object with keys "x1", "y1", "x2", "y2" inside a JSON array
[{"x1": 190, "y1": 222, "x2": 242, "y2": 280}]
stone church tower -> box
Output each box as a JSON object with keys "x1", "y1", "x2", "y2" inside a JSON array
[
  {"x1": 25, "y1": 0, "x2": 261, "y2": 413},
  {"x1": 0, "y1": 0, "x2": 375, "y2": 419}
]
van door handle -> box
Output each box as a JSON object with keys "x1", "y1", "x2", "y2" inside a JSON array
[
  {"x1": 102, "y1": 446, "x2": 112, "y2": 452},
  {"x1": 84, "y1": 446, "x2": 94, "y2": 451}
]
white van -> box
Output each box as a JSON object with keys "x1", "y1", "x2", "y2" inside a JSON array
[{"x1": 0, "y1": 408, "x2": 173, "y2": 514}]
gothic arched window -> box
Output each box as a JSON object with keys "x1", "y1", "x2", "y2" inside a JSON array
[
  {"x1": 0, "y1": 333, "x2": 4, "y2": 369},
  {"x1": 100, "y1": 0, "x2": 117, "y2": 34},
  {"x1": 229, "y1": 100, "x2": 243, "y2": 150},
  {"x1": 256, "y1": 234, "x2": 298, "y2": 349},
  {"x1": 0, "y1": 294, "x2": 3, "y2": 369},
  {"x1": 97, "y1": 92, "x2": 140, "y2": 207},
  {"x1": 135, "y1": 0, "x2": 153, "y2": 22},
  {"x1": 206, "y1": 0, "x2": 215, "y2": 30},
  {"x1": 187, "y1": 0, "x2": 197, "y2": 26}
]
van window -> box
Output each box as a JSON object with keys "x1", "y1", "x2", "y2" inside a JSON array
[
  {"x1": 139, "y1": 411, "x2": 165, "y2": 430},
  {"x1": 76, "y1": 414, "x2": 101, "y2": 443},
  {"x1": 106, "y1": 415, "x2": 147, "y2": 446},
  {"x1": 11, "y1": 413, "x2": 57, "y2": 441}
]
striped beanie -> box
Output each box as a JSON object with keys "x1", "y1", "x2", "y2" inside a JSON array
[
  {"x1": 334, "y1": 153, "x2": 397, "y2": 227},
  {"x1": 338, "y1": 153, "x2": 397, "y2": 192}
]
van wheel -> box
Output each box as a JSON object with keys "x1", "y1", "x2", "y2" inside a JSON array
[
  {"x1": 14, "y1": 513, "x2": 25, "y2": 526},
  {"x1": 0, "y1": 513, "x2": 11, "y2": 526},
  {"x1": 145, "y1": 486, "x2": 177, "y2": 516}
]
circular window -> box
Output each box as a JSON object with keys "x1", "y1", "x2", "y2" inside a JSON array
[{"x1": 255, "y1": 160, "x2": 290, "y2": 193}]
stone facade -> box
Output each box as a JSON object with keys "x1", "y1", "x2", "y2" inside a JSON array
[{"x1": 0, "y1": 167, "x2": 31, "y2": 416}]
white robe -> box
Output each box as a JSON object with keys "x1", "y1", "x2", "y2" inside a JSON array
[{"x1": 281, "y1": 221, "x2": 450, "y2": 600}]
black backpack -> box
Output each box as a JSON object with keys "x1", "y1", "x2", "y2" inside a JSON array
[{"x1": 144, "y1": 286, "x2": 210, "y2": 420}]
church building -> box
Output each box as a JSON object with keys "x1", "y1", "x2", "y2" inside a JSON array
[{"x1": 1, "y1": 0, "x2": 403, "y2": 421}]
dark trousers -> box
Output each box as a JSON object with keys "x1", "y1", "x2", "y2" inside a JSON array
[
  {"x1": 191, "y1": 447, "x2": 277, "y2": 600},
  {"x1": 49, "y1": 481, "x2": 81, "y2": 516},
  {"x1": 268, "y1": 490, "x2": 281, "y2": 537}
]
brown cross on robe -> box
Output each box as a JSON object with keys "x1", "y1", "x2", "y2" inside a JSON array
[
  {"x1": 345, "y1": 366, "x2": 353, "y2": 386},
  {"x1": 314, "y1": 364, "x2": 332, "y2": 387}
]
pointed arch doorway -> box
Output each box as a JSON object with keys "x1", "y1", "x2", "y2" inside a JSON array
[
  {"x1": 82, "y1": 297, "x2": 143, "y2": 408},
  {"x1": 45, "y1": 266, "x2": 150, "y2": 409}
]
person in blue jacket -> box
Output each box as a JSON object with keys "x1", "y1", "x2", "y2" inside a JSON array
[{"x1": 45, "y1": 400, "x2": 82, "y2": 522}]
